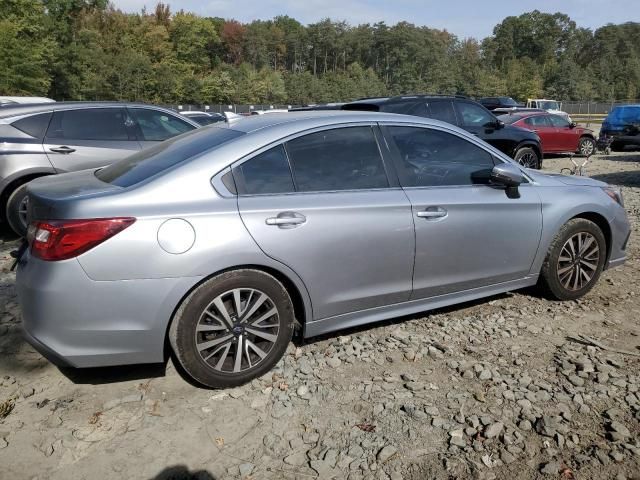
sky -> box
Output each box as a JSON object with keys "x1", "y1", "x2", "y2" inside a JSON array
[{"x1": 110, "y1": 0, "x2": 639, "y2": 39}]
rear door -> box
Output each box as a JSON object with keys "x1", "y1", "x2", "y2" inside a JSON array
[
  {"x1": 523, "y1": 115, "x2": 556, "y2": 151},
  {"x1": 127, "y1": 107, "x2": 196, "y2": 148},
  {"x1": 236, "y1": 125, "x2": 415, "y2": 320},
  {"x1": 382, "y1": 124, "x2": 542, "y2": 299},
  {"x1": 43, "y1": 107, "x2": 140, "y2": 172}
]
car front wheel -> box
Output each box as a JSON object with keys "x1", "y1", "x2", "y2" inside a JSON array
[
  {"x1": 514, "y1": 147, "x2": 540, "y2": 169},
  {"x1": 169, "y1": 269, "x2": 295, "y2": 388},
  {"x1": 6, "y1": 183, "x2": 30, "y2": 237},
  {"x1": 540, "y1": 218, "x2": 606, "y2": 300}
]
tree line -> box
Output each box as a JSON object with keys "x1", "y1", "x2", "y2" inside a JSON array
[{"x1": 1, "y1": 0, "x2": 639, "y2": 105}]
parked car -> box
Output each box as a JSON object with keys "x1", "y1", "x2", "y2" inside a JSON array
[
  {"x1": 16, "y1": 111, "x2": 629, "y2": 388},
  {"x1": 479, "y1": 96, "x2": 520, "y2": 111},
  {"x1": 525, "y1": 99, "x2": 571, "y2": 121},
  {"x1": 180, "y1": 111, "x2": 226, "y2": 126},
  {"x1": 499, "y1": 112, "x2": 597, "y2": 156},
  {"x1": 250, "y1": 109, "x2": 290, "y2": 115},
  {"x1": 0, "y1": 102, "x2": 200, "y2": 235},
  {"x1": 598, "y1": 104, "x2": 640, "y2": 152},
  {"x1": 0, "y1": 96, "x2": 55, "y2": 106},
  {"x1": 341, "y1": 95, "x2": 544, "y2": 168}
]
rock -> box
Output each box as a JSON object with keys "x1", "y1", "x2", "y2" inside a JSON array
[
  {"x1": 609, "y1": 421, "x2": 631, "y2": 440},
  {"x1": 484, "y1": 422, "x2": 504, "y2": 439},
  {"x1": 500, "y1": 450, "x2": 516, "y2": 464},
  {"x1": 0, "y1": 437, "x2": 7, "y2": 449},
  {"x1": 310, "y1": 459, "x2": 339, "y2": 478},
  {"x1": 568, "y1": 375, "x2": 585, "y2": 387},
  {"x1": 284, "y1": 452, "x2": 308, "y2": 466},
  {"x1": 540, "y1": 461, "x2": 560, "y2": 475},
  {"x1": 296, "y1": 385, "x2": 309, "y2": 397},
  {"x1": 518, "y1": 420, "x2": 532, "y2": 431},
  {"x1": 238, "y1": 463, "x2": 254, "y2": 477},
  {"x1": 327, "y1": 357, "x2": 341, "y2": 369},
  {"x1": 377, "y1": 445, "x2": 398, "y2": 463},
  {"x1": 19, "y1": 387, "x2": 35, "y2": 399},
  {"x1": 536, "y1": 416, "x2": 563, "y2": 437},
  {"x1": 610, "y1": 450, "x2": 625, "y2": 462},
  {"x1": 479, "y1": 369, "x2": 492, "y2": 380}
]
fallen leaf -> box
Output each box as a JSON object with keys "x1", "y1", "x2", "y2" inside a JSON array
[
  {"x1": 355, "y1": 423, "x2": 376, "y2": 432},
  {"x1": 215, "y1": 437, "x2": 224, "y2": 446},
  {"x1": 88, "y1": 411, "x2": 103, "y2": 425}
]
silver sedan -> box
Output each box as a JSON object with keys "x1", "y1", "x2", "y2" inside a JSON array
[{"x1": 16, "y1": 111, "x2": 630, "y2": 388}]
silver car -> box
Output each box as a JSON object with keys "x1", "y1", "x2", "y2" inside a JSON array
[
  {"x1": 0, "y1": 102, "x2": 200, "y2": 236},
  {"x1": 15, "y1": 112, "x2": 630, "y2": 388}
]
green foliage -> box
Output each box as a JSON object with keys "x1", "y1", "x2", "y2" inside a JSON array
[{"x1": 1, "y1": 2, "x2": 639, "y2": 103}]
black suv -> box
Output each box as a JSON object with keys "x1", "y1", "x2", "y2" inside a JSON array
[
  {"x1": 479, "y1": 96, "x2": 519, "y2": 111},
  {"x1": 341, "y1": 95, "x2": 543, "y2": 168}
]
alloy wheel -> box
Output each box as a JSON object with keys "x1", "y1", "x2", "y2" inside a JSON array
[
  {"x1": 556, "y1": 232, "x2": 600, "y2": 291},
  {"x1": 18, "y1": 195, "x2": 29, "y2": 230},
  {"x1": 580, "y1": 140, "x2": 595, "y2": 156},
  {"x1": 518, "y1": 152, "x2": 537, "y2": 168},
  {"x1": 194, "y1": 288, "x2": 280, "y2": 373}
]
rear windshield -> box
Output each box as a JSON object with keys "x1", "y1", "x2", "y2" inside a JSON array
[
  {"x1": 500, "y1": 97, "x2": 518, "y2": 106},
  {"x1": 608, "y1": 106, "x2": 640, "y2": 124},
  {"x1": 96, "y1": 127, "x2": 244, "y2": 187},
  {"x1": 497, "y1": 114, "x2": 525, "y2": 124}
]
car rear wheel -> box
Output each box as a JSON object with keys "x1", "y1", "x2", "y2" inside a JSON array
[
  {"x1": 169, "y1": 269, "x2": 295, "y2": 388},
  {"x1": 514, "y1": 147, "x2": 540, "y2": 169},
  {"x1": 540, "y1": 218, "x2": 606, "y2": 301},
  {"x1": 578, "y1": 137, "x2": 596, "y2": 156},
  {"x1": 6, "y1": 183, "x2": 30, "y2": 237}
]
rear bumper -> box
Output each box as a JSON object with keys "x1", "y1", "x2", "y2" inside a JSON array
[{"x1": 16, "y1": 251, "x2": 201, "y2": 368}]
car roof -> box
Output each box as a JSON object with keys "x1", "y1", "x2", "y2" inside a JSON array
[
  {"x1": 0, "y1": 101, "x2": 179, "y2": 120},
  {"x1": 346, "y1": 94, "x2": 469, "y2": 106}
]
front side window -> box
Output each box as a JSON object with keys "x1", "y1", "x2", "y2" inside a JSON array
[
  {"x1": 455, "y1": 102, "x2": 495, "y2": 127},
  {"x1": 129, "y1": 108, "x2": 195, "y2": 141},
  {"x1": 238, "y1": 145, "x2": 295, "y2": 195},
  {"x1": 285, "y1": 127, "x2": 388, "y2": 192},
  {"x1": 427, "y1": 101, "x2": 457, "y2": 125},
  {"x1": 548, "y1": 115, "x2": 570, "y2": 128},
  {"x1": 46, "y1": 108, "x2": 130, "y2": 141},
  {"x1": 387, "y1": 126, "x2": 495, "y2": 187}
]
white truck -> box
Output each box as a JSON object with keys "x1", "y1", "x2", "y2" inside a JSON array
[{"x1": 526, "y1": 99, "x2": 571, "y2": 121}]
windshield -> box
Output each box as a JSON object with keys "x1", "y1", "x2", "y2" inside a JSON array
[
  {"x1": 497, "y1": 114, "x2": 525, "y2": 124},
  {"x1": 539, "y1": 101, "x2": 560, "y2": 110},
  {"x1": 500, "y1": 97, "x2": 518, "y2": 107},
  {"x1": 609, "y1": 106, "x2": 640, "y2": 125},
  {"x1": 96, "y1": 127, "x2": 244, "y2": 187}
]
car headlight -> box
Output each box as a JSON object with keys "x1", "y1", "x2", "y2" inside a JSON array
[{"x1": 602, "y1": 186, "x2": 624, "y2": 207}]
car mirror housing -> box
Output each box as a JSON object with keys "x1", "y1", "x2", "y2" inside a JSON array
[
  {"x1": 491, "y1": 163, "x2": 525, "y2": 187},
  {"x1": 569, "y1": 122, "x2": 577, "y2": 129}
]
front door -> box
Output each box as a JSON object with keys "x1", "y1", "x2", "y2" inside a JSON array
[
  {"x1": 382, "y1": 124, "x2": 543, "y2": 299},
  {"x1": 236, "y1": 126, "x2": 415, "y2": 320},
  {"x1": 43, "y1": 107, "x2": 140, "y2": 172},
  {"x1": 548, "y1": 115, "x2": 579, "y2": 152},
  {"x1": 524, "y1": 115, "x2": 556, "y2": 151}
]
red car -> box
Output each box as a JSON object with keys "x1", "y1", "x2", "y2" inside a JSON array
[{"x1": 499, "y1": 112, "x2": 597, "y2": 156}]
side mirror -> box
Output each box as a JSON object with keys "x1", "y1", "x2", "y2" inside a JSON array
[
  {"x1": 569, "y1": 122, "x2": 577, "y2": 129},
  {"x1": 495, "y1": 119, "x2": 505, "y2": 129},
  {"x1": 491, "y1": 163, "x2": 525, "y2": 187}
]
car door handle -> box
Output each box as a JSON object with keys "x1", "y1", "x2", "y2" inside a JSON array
[
  {"x1": 265, "y1": 212, "x2": 306, "y2": 227},
  {"x1": 49, "y1": 146, "x2": 76, "y2": 154},
  {"x1": 416, "y1": 208, "x2": 447, "y2": 219}
]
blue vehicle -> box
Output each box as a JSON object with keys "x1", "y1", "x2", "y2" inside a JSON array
[{"x1": 598, "y1": 104, "x2": 640, "y2": 152}]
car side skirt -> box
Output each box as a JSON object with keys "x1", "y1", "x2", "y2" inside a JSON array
[{"x1": 304, "y1": 274, "x2": 539, "y2": 338}]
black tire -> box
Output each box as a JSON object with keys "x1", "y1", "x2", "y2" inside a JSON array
[
  {"x1": 169, "y1": 269, "x2": 295, "y2": 388},
  {"x1": 514, "y1": 147, "x2": 540, "y2": 169},
  {"x1": 6, "y1": 183, "x2": 30, "y2": 237},
  {"x1": 539, "y1": 218, "x2": 606, "y2": 301},
  {"x1": 578, "y1": 137, "x2": 596, "y2": 157}
]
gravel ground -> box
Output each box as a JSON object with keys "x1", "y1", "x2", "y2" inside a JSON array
[{"x1": 1, "y1": 151, "x2": 639, "y2": 480}]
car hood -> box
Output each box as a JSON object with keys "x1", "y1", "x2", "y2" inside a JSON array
[{"x1": 529, "y1": 170, "x2": 607, "y2": 187}]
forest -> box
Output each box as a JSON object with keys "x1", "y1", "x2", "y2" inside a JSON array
[{"x1": 1, "y1": 0, "x2": 639, "y2": 105}]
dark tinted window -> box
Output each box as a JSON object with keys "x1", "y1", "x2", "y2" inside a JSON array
[
  {"x1": 96, "y1": 127, "x2": 243, "y2": 187},
  {"x1": 286, "y1": 127, "x2": 388, "y2": 192},
  {"x1": 239, "y1": 145, "x2": 295, "y2": 195},
  {"x1": 427, "y1": 101, "x2": 457, "y2": 125},
  {"x1": 548, "y1": 115, "x2": 570, "y2": 128},
  {"x1": 46, "y1": 108, "x2": 130, "y2": 140},
  {"x1": 186, "y1": 114, "x2": 222, "y2": 126},
  {"x1": 455, "y1": 102, "x2": 495, "y2": 127},
  {"x1": 499, "y1": 114, "x2": 525, "y2": 125},
  {"x1": 387, "y1": 126, "x2": 494, "y2": 187},
  {"x1": 406, "y1": 102, "x2": 429, "y2": 117},
  {"x1": 524, "y1": 115, "x2": 550, "y2": 127},
  {"x1": 12, "y1": 112, "x2": 52, "y2": 138},
  {"x1": 130, "y1": 108, "x2": 195, "y2": 141}
]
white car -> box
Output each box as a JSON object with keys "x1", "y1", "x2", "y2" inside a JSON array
[
  {"x1": 526, "y1": 99, "x2": 571, "y2": 122},
  {"x1": 0, "y1": 96, "x2": 55, "y2": 106}
]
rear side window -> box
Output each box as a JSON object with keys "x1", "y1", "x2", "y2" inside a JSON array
[
  {"x1": 46, "y1": 108, "x2": 130, "y2": 141},
  {"x1": 238, "y1": 145, "x2": 295, "y2": 195},
  {"x1": 524, "y1": 116, "x2": 550, "y2": 127},
  {"x1": 130, "y1": 108, "x2": 195, "y2": 141},
  {"x1": 427, "y1": 101, "x2": 457, "y2": 125},
  {"x1": 96, "y1": 127, "x2": 244, "y2": 187},
  {"x1": 285, "y1": 127, "x2": 388, "y2": 192},
  {"x1": 12, "y1": 112, "x2": 52, "y2": 138},
  {"x1": 387, "y1": 126, "x2": 494, "y2": 187}
]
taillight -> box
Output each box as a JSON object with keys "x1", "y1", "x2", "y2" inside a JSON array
[{"x1": 27, "y1": 218, "x2": 135, "y2": 261}]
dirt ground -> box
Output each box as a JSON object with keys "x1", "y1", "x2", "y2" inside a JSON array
[{"x1": 1, "y1": 151, "x2": 639, "y2": 480}]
